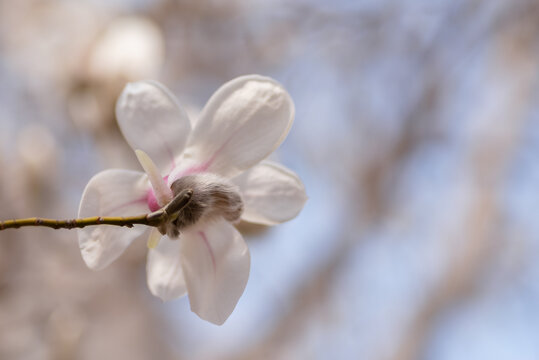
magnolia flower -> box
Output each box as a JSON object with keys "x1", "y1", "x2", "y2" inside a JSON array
[{"x1": 78, "y1": 75, "x2": 307, "y2": 325}]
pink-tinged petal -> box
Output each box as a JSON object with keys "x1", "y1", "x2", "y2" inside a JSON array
[
  {"x1": 183, "y1": 75, "x2": 294, "y2": 178},
  {"x1": 78, "y1": 169, "x2": 149, "y2": 270},
  {"x1": 116, "y1": 81, "x2": 191, "y2": 174},
  {"x1": 180, "y1": 219, "x2": 250, "y2": 325},
  {"x1": 232, "y1": 161, "x2": 307, "y2": 225},
  {"x1": 146, "y1": 235, "x2": 187, "y2": 300}
]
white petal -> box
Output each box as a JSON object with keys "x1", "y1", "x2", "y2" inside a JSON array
[
  {"x1": 180, "y1": 219, "x2": 250, "y2": 325},
  {"x1": 116, "y1": 81, "x2": 191, "y2": 174},
  {"x1": 146, "y1": 235, "x2": 187, "y2": 301},
  {"x1": 183, "y1": 75, "x2": 294, "y2": 178},
  {"x1": 232, "y1": 161, "x2": 307, "y2": 225},
  {"x1": 78, "y1": 169, "x2": 150, "y2": 270}
]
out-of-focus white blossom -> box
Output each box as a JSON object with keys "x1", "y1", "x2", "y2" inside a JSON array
[{"x1": 88, "y1": 16, "x2": 164, "y2": 81}]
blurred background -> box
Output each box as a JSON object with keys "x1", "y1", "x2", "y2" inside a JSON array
[{"x1": 1, "y1": 0, "x2": 539, "y2": 359}]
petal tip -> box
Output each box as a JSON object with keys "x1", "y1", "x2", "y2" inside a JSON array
[{"x1": 188, "y1": 301, "x2": 227, "y2": 325}]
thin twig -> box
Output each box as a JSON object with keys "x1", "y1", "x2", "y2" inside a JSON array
[{"x1": 0, "y1": 189, "x2": 193, "y2": 231}]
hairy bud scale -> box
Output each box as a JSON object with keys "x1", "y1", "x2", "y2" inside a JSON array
[{"x1": 160, "y1": 174, "x2": 243, "y2": 237}]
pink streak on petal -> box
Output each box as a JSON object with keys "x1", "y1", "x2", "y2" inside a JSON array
[
  {"x1": 147, "y1": 190, "x2": 160, "y2": 212},
  {"x1": 182, "y1": 134, "x2": 235, "y2": 177},
  {"x1": 177, "y1": 160, "x2": 211, "y2": 177},
  {"x1": 168, "y1": 136, "x2": 232, "y2": 183},
  {"x1": 198, "y1": 231, "x2": 216, "y2": 275},
  {"x1": 173, "y1": 145, "x2": 223, "y2": 179}
]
